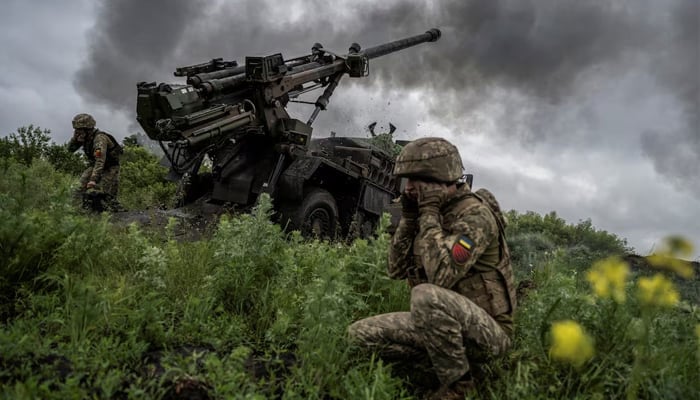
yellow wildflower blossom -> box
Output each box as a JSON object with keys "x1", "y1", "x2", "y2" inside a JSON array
[
  {"x1": 646, "y1": 254, "x2": 695, "y2": 279},
  {"x1": 586, "y1": 256, "x2": 629, "y2": 302},
  {"x1": 549, "y1": 320, "x2": 595, "y2": 368},
  {"x1": 662, "y1": 235, "x2": 695, "y2": 258},
  {"x1": 636, "y1": 274, "x2": 680, "y2": 308},
  {"x1": 647, "y1": 236, "x2": 695, "y2": 279}
]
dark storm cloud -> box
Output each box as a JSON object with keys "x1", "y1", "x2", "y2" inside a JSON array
[
  {"x1": 362, "y1": 0, "x2": 698, "y2": 189},
  {"x1": 0, "y1": 0, "x2": 93, "y2": 138},
  {"x1": 75, "y1": 0, "x2": 698, "y2": 189},
  {"x1": 639, "y1": 0, "x2": 699, "y2": 190},
  {"x1": 355, "y1": 1, "x2": 647, "y2": 91},
  {"x1": 74, "y1": 0, "x2": 207, "y2": 113}
]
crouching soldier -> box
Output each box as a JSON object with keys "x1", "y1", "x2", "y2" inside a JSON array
[
  {"x1": 348, "y1": 137, "x2": 517, "y2": 399},
  {"x1": 68, "y1": 113, "x2": 123, "y2": 211}
]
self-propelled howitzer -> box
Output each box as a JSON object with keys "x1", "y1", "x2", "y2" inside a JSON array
[{"x1": 135, "y1": 29, "x2": 441, "y2": 238}]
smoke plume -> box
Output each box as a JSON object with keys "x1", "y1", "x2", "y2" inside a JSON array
[{"x1": 75, "y1": 0, "x2": 699, "y2": 191}]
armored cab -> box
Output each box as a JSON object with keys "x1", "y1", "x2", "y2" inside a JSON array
[{"x1": 273, "y1": 136, "x2": 399, "y2": 237}]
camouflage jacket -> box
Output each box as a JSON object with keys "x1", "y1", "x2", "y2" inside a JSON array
[
  {"x1": 388, "y1": 184, "x2": 517, "y2": 334},
  {"x1": 68, "y1": 129, "x2": 121, "y2": 181}
]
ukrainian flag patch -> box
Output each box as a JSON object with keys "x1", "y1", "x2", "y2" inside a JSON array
[{"x1": 452, "y1": 235, "x2": 474, "y2": 265}]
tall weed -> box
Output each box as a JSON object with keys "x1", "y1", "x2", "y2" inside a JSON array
[{"x1": 1, "y1": 154, "x2": 696, "y2": 399}]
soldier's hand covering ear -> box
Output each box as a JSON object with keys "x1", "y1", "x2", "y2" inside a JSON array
[
  {"x1": 417, "y1": 181, "x2": 448, "y2": 213},
  {"x1": 400, "y1": 194, "x2": 419, "y2": 219}
]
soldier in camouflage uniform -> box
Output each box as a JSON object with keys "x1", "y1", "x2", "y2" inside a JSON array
[
  {"x1": 348, "y1": 137, "x2": 517, "y2": 399},
  {"x1": 68, "y1": 113, "x2": 123, "y2": 211}
]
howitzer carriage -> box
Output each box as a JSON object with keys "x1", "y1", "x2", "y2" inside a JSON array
[{"x1": 136, "y1": 29, "x2": 441, "y2": 237}]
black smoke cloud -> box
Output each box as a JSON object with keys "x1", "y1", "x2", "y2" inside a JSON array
[
  {"x1": 75, "y1": 0, "x2": 207, "y2": 111},
  {"x1": 75, "y1": 0, "x2": 698, "y2": 190},
  {"x1": 639, "y1": 0, "x2": 699, "y2": 190}
]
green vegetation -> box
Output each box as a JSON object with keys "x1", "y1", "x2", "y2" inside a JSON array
[
  {"x1": 1, "y1": 126, "x2": 698, "y2": 399},
  {"x1": 505, "y1": 210, "x2": 631, "y2": 276},
  {"x1": 0, "y1": 125, "x2": 86, "y2": 175},
  {"x1": 118, "y1": 139, "x2": 177, "y2": 210}
]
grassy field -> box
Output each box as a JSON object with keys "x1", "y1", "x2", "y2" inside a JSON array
[{"x1": 1, "y1": 132, "x2": 698, "y2": 399}]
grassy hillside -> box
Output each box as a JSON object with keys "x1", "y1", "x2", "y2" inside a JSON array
[{"x1": 1, "y1": 128, "x2": 698, "y2": 399}]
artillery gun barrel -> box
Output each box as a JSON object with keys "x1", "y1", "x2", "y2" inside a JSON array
[
  {"x1": 362, "y1": 28, "x2": 441, "y2": 59},
  {"x1": 181, "y1": 111, "x2": 255, "y2": 147},
  {"x1": 187, "y1": 29, "x2": 440, "y2": 97},
  {"x1": 189, "y1": 57, "x2": 318, "y2": 89},
  {"x1": 199, "y1": 74, "x2": 248, "y2": 95},
  {"x1": 188, "y1": 66, "x2": 246, "y2": 86},
  {"x1": 197, "y1": 61, "x2": 326, "y2": 96}
]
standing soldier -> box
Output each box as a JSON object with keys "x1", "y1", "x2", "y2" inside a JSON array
[
  {"x1": 348, "y1": 137, "x2": 517, "y2": 399},
  {"x1": 68, "y1": 113, "x2": 123, "y2": 211}
]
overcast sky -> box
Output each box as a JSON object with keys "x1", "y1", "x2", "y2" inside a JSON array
[{"x1": 1, "y1": 0, "x2": 698, "y2": 258}]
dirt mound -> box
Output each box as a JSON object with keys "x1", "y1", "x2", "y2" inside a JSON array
[{"x1": 109, "y1": 197, "x2": 230, "y2": 241}]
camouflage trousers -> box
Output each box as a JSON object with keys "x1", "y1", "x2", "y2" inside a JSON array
[
  {"x1": 77, "y1": 165, "x2": 120, "y2": 197},
  {"x1": 348, "y1": 283, "x2": 511, "y2": 386},
  {"x1": 74, "y1": 165, "x2": 120, "y2": 211}
]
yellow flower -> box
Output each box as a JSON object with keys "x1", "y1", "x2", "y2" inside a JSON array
[
  {"x1": 586, "y1": 256, "x2": 630, "y2": 302},
  {"x1": 647, "y1": 254, "x2": 695, "y2": 279},
  {"x1": 663, "y1": 235, "x2": 695, "y2": 258},
  {"x1": 636, "y1": 274, "x2": 680, "y2": 308},
  {"x1": 647, "y1": 236, "x2": 695, "y2": 279},
  {"x1": 549, "y1": 320, "x2": 595, "y2": 368}
]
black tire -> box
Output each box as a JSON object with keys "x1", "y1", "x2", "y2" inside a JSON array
[{"x1": 284, "y1": 188, "x2": 338, "y2": 239}]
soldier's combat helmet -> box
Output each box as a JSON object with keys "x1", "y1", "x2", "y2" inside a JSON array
[
  {"x1": 393, "y1": 137, "x2": 463, "y2": 182},
  {"x1": 72, "y1": 113, "x2": 96, "y2": 129}
]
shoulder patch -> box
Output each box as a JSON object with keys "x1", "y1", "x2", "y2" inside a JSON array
[
  {"x1": 452, "y1": 235, "x2": 474, "y2": 265},
  {"x1": 94, "y1": 149, "x2": 102, "y2": 158}
]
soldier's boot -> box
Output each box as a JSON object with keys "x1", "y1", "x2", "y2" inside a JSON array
[
  {"x1": 426, "y1": 375, "x2": 476, "y2": 400},
  {"x1": 82, "y1": 189, "x2": 110, "y2": 212},
  {"x1": 81, "y1": 190, "x2": 99, "y2": 212}
]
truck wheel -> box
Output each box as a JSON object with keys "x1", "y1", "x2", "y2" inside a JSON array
[{"x1": 292, "y1": 188, "x2": 338, "y2": 239}]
